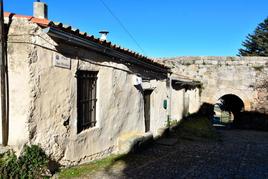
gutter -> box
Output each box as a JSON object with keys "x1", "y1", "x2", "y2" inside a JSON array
[
  {"x1": 174, "y1": 81, "x2": 202, "y2": 86},
  {"x1": 43, "y1": 27, "x2": 170, "y2": 74}
]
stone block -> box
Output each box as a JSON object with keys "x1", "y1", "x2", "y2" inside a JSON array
[
  {"x1": 195, "y1": 59, "x2": 204, "y2": 65},
  {"x1": 117, "y1": 133, "x2": 154, "y2": 154}
]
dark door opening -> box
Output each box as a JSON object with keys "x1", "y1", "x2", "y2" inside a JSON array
[{"x1": 144, "y1": 90, "x2": 152, "y2": 132}]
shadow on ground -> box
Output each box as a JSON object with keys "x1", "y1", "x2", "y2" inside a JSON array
[
  {"x1": 101, "y1": 104, "x2": 268, "y2": 178},
  {"x1": 234, "y1": 111, "x2": 268, "y2": 131},
  {"x1": 98, "y1": 105, "x2": 221, "y2": 178},
  {"x1": 58, "y1": 103, "x2": 268, "y2": 178}
]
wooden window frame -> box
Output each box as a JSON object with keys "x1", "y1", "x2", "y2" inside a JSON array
[{"x1": 77, "y1": 70, "x2": 98, "y2": 133}]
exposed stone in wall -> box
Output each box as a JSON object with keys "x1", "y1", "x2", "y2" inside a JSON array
[
  {"x1": 156, "y1": 56, "x2": 268, "y2": 113},
  {"x1": 253, "y1": 68, "x2": 268, "y2": 113}
]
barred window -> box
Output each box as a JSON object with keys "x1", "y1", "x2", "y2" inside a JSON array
[{"x1": 77, "y1": 71, "x2": 98, "y2": 133}]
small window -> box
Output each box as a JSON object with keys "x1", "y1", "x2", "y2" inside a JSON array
[{"x1": 77, "y1": 71, "x2": 98, "y2": 133}]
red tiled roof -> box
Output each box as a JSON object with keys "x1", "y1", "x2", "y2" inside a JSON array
[
  {"x1": 4, "y1": 12, "x2": 50, "y2": 27},
  {"x1": 4, "y1": 12, "x2": 169, "y2": 71}
]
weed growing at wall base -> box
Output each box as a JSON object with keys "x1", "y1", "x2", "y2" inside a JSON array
[
  {"x1": 0, "y1": 145, "x2": 49, "y2": 178},
  {"x1": 58, "y1": 154, "x2": 125, "y2": 178},
  {"x1": 166, "y1": 119, "x2": 179, "y2": 127}
]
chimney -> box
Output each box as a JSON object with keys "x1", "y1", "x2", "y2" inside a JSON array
[
  {"x1": 33, "y1": 1, "x2": 48, "y2": 19},
  {"x1": 99, "y1": 30, "x2": 109, "y2": 41}
]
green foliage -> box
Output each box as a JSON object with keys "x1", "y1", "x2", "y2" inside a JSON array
[
  {"x1": 58, "y1": 154, "x2": 124, "y2": 178},
  {"x1": 0, "y1": 151, "x2": 20, "y2": 177},
  {"x1": 166, "y1": 119, "x2": 179, "y2": 127},
  {"x1": 175, "y1": 115, "x2": 219, "y2": 140},
  {"x1": 238, "y1": 17, "x2": 268, "y2": 56},
  {"x1": 0, "y1": 145, "x2": 49, "y2": 178},
  {"x1": 170, "y1": 119, "x2": 179, "y2": 126}
]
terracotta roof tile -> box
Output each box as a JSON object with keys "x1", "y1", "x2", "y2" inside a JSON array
[
  {"x1": 4, "y1": 11, "x2": 50, "y2": 27},
  {"x1": 30, "y1": 18, "x2": 50, "y2": 27}
]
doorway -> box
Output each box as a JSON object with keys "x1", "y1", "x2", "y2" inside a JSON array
[{"x1": 144, "y1": 90, "x2": 152, "y2": 132}]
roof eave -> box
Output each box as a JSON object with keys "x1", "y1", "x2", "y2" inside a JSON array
[{"x1": 44, "y1": 27, "x2": 170, "y2": 74}]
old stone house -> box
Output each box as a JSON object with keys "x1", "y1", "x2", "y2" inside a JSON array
[{"x1": 1, "y1": 2, "x2": 200, "y2": 165}]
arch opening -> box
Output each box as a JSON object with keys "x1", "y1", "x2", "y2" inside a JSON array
[
  {"x1": 213, "y1": 94, "x2": 244, "y2": 126},
  {"x1": 218, "y1": 94, "x2": 244, "y2": 113}
]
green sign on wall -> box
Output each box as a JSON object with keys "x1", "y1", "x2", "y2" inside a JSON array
[{"x1": 163, "y1": 99, "x2": 167, "y2": 109}]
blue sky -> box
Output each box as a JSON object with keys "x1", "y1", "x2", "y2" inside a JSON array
[{"x1": 5, "y1": 0, "x2": 268, "y2": 57}]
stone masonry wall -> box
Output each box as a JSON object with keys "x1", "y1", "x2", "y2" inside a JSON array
[{"x1": 157, "y1": 57, "x2": 268, "y2": 113}]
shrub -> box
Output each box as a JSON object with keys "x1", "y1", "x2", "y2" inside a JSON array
[
  {"x1": 0, "y1": 145, "x2": 49, "y2": 178},
  {"x1": 170, "y1": 120, "x2": 179, "y2": 127},
  {"x1": 0, "y1": 151, "x2": 20, "y2": 177}
]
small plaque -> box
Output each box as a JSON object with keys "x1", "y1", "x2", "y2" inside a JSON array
[{"x1": 53, "y1": 53, "x2": 71, "y2": 69}]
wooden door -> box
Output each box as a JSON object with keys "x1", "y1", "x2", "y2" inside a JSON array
[{"x1": 144, "y1": 90, "x2": 152, "y2": 132}]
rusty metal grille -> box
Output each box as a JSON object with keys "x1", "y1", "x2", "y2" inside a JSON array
[{"x1": 77, "y1": 71, "x2": 98, "y2": 133}]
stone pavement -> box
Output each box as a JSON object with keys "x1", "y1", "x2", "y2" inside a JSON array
[{"x1": 85, "y1": 129, "x2": 268, "y2": 179}]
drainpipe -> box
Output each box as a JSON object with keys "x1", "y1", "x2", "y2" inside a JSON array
[
  {"x1": 0, "y1": 0, "x2": 7, "y2": 146},
  {"x1": 167, "y1": 73, "x2": 172, "y2": 129}
]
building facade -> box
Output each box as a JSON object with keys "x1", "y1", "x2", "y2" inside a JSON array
[{"x1": 1, "y1": 10, "x2": 201, "y2": 165}]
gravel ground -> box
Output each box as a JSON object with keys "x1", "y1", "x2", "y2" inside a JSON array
[{"x1": 85, "y1": 129, "x2": 268, "y2": 179}]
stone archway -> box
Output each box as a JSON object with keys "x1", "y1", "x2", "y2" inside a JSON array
[
  {"x1": 213, "y1": 93, "x2": 245, "y2": 125},
  {"x1": 213, "y1": 89, "x2": 251, "y2": 111},
  {"x1": 218, "y1": 94, "x2": 245, "y2": 113}
]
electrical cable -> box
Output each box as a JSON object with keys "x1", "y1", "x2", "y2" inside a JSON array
[{"x1": 98, "y1": 0, "x2": 146, "y2": 55}]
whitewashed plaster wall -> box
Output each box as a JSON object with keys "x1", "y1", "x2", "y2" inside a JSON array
[{"x1": 4, "y1": 18, "x2": 170, "y2": 165}]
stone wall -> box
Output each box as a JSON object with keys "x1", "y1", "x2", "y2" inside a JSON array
[
  {"x1": 3, "y1": 17, "x2": 170, "y2": 165},
  {"x1": 253, "y1": 66, "x2": 268, "y2": 113},
  {"x1": 157, "y1": 56, "x2": 268, "y2": 113}
]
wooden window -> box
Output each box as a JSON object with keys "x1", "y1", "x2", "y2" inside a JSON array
[{"x1": 77, "y1": 71, "x2": 98, "y2": 133}]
